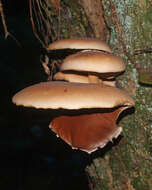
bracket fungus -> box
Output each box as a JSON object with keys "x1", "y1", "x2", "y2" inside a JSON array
[
  {"x1": 53, "y1": 72, "x2": 116, "y2": 87},
  {"x1": 47, "y1": 38, "x2": 116, "y2": 85},
  {"x1": 53, "y1": 72, "x2": 92, "y2": 84},
  {"x1": 12, "y1": 81, "x2": 134, "y2": 154},
  {"x1": 58, "y1": 50, "x2": 125, "y2": 85},
  {"x1": 47, "y1": 38, "x2": 112, "y2": 53},
  {"x1": 12, "y1": 37, "x2": 134, "y2": 154}
]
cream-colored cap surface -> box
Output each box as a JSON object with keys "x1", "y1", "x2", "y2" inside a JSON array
[
  {"x1": 53, "y1": 72, "x2": 90, "y2": 83},
  {"x1": 47, "y1": 38, "x2": 112, "y2": 53},
  {"x1": 12, "y1": 81, "x2": 134, "y2": 110},
  {"x1": 53, "y1": 72, "x2": 117, "y2": 86},
  {"x1": 61, "y1": 51, "x2": 125, "y2": 74}
]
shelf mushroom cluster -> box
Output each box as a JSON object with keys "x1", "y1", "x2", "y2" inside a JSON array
[
  {"x1": 49, "y1": 38, "x2": 126, "y2": 86},
  {"x1": 12, "y1": 38, "x2": 135, "y2": 154}
]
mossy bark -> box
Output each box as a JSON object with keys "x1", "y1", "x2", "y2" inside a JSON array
[{"x1": 40, "y1": 0, "x2": 152, "y2": 189}]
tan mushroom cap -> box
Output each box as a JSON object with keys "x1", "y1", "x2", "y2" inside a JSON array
[
  {"x1": 53, "y1": 72, "x2": 116, "y2": 86},
  {"x1": 12, "y1": 81, "x2": 134, "y2": 110},
  {"x1": 53, "y1": 72, "x2": 91, "y2": 83},
  {"x1": 47, "y1": 38, "x2": 112, "y2": 53},
  {"x1": 60, "y1": 51, "x2": 126, "y2": 74}
]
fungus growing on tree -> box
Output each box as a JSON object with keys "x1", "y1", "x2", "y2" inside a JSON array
[
  {"x1": 12, "y1": 81, "x2": 134, "y2": 153},
  {"x1": 53, "y1": 72, "x2": 92, "y2": 84},
  {"x1": 53, "y1": 72, "x2": 116, "y2": 86},
  {"x1": 45, "y1": 38, "x2": 113, "y2": 83},
  {"x1": 47, "y1": 38, "x2": 112, "y2": 53},
  {"x1": 59, "y1": 50, "x2": 125, "y2": 85}
]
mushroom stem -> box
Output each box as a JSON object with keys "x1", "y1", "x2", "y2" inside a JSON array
[
  {"x1": 53, "y1": 72, "x2": 90, "y2": 83},
  {"x1": 103, "y1": 80, "x2": 116, "y2": 87},
  {"x1": 88, "y1": 74, "x2": 100, "y2": 83}
]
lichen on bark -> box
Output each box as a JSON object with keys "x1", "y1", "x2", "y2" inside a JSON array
[{"x1": 86, "y1": 0, "x2": 152, "y2": 189}]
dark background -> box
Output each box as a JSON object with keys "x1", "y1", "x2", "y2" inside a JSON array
[{"x1": 0, "y1": 1, "x2": 91, "y2": 189}]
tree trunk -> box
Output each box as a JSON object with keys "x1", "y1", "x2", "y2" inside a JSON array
[
  {"x1": 86, "y1": 1, "x2": 152, "y2": 189},
  {"x1": 34, "y1": 0, "x2": 152, "y2": 189},
  {"x1": 80, "y1": 0, "x2": 109, "y2": 40}
]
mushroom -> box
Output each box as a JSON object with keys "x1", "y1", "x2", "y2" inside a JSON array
[
  {"x1": 59, "y1": 50, "x2": 125, "y2": 85},
  {"x1": 47, "y1": 38, "x2": 112, "y2": 53},
  {"x1": 12, "y1": 81, "x2": 134, "y2": 153},
  {"x1": 50, "y1": 109, "x2": 124, "y2": 153},
  {"x1": 53, "y1": 72, "x2": 116, "y2": 86},
  {"x1": 46, "y1": 38, "x2": 112, "y2": 82},
  {"x1": 53, "y1": 72, "x2": 92, "y2": 83}
]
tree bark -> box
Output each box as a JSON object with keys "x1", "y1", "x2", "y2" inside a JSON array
[
  {"x1": 34, "y1": 0, "x2": 152, "y2": 189},
  {"x1": 80, "y1": 0, "x2": 109, "y2": 40}
]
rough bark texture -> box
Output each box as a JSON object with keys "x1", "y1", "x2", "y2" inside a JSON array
[
  {"x1": 34, "y1": 0, "x2": 152, "y2": 189},
  {"x1": 80, "y1": 0, "x2": 109, "y2": 40},
  {"x1": 86, "y1": 1, "x2": 152, "y2": 189}
]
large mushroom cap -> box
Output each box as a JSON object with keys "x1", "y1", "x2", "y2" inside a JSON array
[
  {"x1": 60, "y1": 51, "x2": 126, "y2": 75},
  {"x1": 47, "y1": 38, "x2": 112, "y2": 53},
  {"x1": 12, "y1": 81, "x2": 134, "y2": 110}
]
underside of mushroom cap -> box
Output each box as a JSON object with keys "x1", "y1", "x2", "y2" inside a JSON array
[{"x1": 50, "y1": 107, "x2": 125, "y2": 153}]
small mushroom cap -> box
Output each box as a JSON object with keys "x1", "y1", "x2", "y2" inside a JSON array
[
  {"x1": 53, "y1": 72, "x2": 116, "y2": 86},
  {"x1": 12, "y1": 81, "x2": 134, "y2": 110},
  {"x1": 53, "y1": 72, "x2": 90, "y2": 83},
  {"x1": 60, "y1": 51, "x2": 126, "y2": 75},
  {"x1": 47, "y1": 38, "x2": 112, "y2": 53}
]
